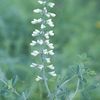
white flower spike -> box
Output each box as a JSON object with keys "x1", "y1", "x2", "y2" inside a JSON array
[{"x1": 30, "y1": 0, "x2": 56, "y2": 81}]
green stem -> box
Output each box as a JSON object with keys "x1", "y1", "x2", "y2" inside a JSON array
[
  {"x1": 60, "y1": 75, "x2": 76, "y2": 88},
  {"x1": 43, "y1": 68, "x2": 52, "y2": 99},
  {"x1": 56, "y1": 75, "x2": 76, "y2": 96},
  {"x1": 70, "y1": 79, "x2": 80, "y2": 100},
  {"x1": 40, "y1": 52, "x2": 52, "y2": 100}
]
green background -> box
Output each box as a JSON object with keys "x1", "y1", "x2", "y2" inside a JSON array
[{"x1": 0, "y1": 0, "x2": 100, "y2": 100}]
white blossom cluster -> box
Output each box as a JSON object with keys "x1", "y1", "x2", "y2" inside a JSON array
[{"x1": 30, "y1": 0, "x2": 56, "y2": 81}]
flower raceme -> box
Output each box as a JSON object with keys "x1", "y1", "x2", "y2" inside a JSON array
[{"x1": 30, "y1": 0, "x2": 56, "y2": 81}]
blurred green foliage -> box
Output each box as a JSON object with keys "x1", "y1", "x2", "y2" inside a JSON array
[{"x1": 0, "y1": 0, "x2": 100, "y2": 100}]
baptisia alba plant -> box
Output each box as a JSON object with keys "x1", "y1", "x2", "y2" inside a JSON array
[
  {"x1": 0, "y1": 1, "x2": 97, "y2": 100},
  {"x1": 30, "y1": 0, "x2": 56, "y2": 79},
  {"x1": 30, "y1": 0, "x2": 96, "y2": 100},
  {"x1": 30, "y1": 0, "x2": 56, "y2": 99}
]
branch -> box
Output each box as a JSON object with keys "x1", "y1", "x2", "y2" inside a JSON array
[
  {"x1": 70, "y1": 79, "x2": 80, "y2": 100},
  {"x1": 56, "y1": 75, "x2": 76, "y2": 96}
]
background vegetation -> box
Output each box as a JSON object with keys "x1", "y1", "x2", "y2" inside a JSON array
[{"x1": 0, "y1": 0, "x2": 100, "y2": 100}]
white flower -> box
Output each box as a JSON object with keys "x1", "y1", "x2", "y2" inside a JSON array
[
  {"x1": 48, "y1": 43, "x2": 54, "y2": 49},
  {"x1": 32, "y1": 29, "x2": 40, "y2": 37},
  {"x1": 46, "y1": 12, "x2": 56, "y2": 18},
  {"x1": 31, "y1": 50, "x2": 39, "y2": 56},
  {"x1": 38, "y1": 0, "x2": 46, "y2": 4},
  {"x1": 45, "y1": 13, "x2": 51, "y2": 18},
  {"x1": 47, "y1": 19, "x2": 54, "y2": 27},
  {"x1": 45, "y1": 40, "x2": 54, "y2": 49},
  {"x1": 33, "y1": 9, "x2": 42, "y2": 13},
  {"x1": 45, "y1": 58, "x2": 51, "y2": 63},
  {"x1": 30, "y1": 63, "x2": 37, "y2": 68},
  {"x1": 43, "y1": 49, "x2": 48, "y2": 54},
  {"x1": 38, "y1": 65, "x2": 44, "y2": 70},
  {"x1": 43, "y1": 49, "x2": 54, "y2": 55},
  {"x1": 47, "y1": 65, "x2": 54, "y2": 70},
  {"x1": 48, "y1": 30, "x2": 54, "y2": 36},
  {"x1": 31, "y1": 18, "x2": 42, "y2": 24},
  {"x1": 48, "y1": 50, "x2": 54, "y2": 55},
  {"x1": 44, "y1": 33, "x2": 49, "y2": 39},
  {"x1": 41, "y1": 24, "x2": 46, "y2": 29},
  {"x1": 30, "y1": 40, "x2": 37, "y2": 46},
  {"x1": 49, "y1": 12, "x2": 56, "y2": 17},
  {"x1": 35, "y1": 76, "x2": 42, "y2": 81},
  {"x1": 49, "y1": 71, "x2": 56, "y2": 77},
  {"x1": 48, "y1": 2, "x2": 55, "y2": 8},
  {"x1": 45, "y1": 39, "x2": 50, "y2": 44},
  {"x1": 44, "y1": 31, "x2": 54, "y2": 39},
  {"x1": 37, "y1": 39, "x2": 44, "y2": 45}
]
